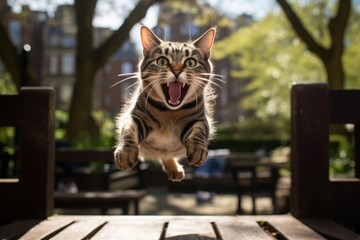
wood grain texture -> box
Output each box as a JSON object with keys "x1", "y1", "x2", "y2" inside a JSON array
[
  {"x1": 0, "y1": 87, "x2": 55, "y2": 220},
  {"x1": 0, "y1": 216, "x2": 326, "y2": 240},
  {"x1": 291, "y1": 83, "x2": 360, "y2": 238},
  {"x1": 164, "y1": 220, "x2": 216, "y2": 239},
  {"x1": 215, "y1": 219, "x2": 271, "y2": 240},
  {"x1": 92, "y1": 220, "x2": 164, "y2": 240}
]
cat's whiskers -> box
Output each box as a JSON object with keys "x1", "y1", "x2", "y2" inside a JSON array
[
  {"x1": 111, "y1": 74, "x2": 139, "y2": 88},
  {"x1": 199, "y1": 72, "x2": 226, "y2": 79},
  {"x1": 117, "y1": 72, "x2": 138, "y2": 77},
  {"x1": 145, "y1": 81, "x2": 162, "y2": 108},
  {"x1": 190, "y1": 82, "x2": 203, "y2": 109},
  {"x1": 137, "y1": 76, "x2": 161, "y2": 97},
  {"x1": 194, "y1": 76, "x2": 223, "y2": 89},
  {"x1": 198, "y1": 73, "x2": 226, "y2": 84},
  {"x1": 125, "y1": 81, "x2": 140, "y2": 92}
]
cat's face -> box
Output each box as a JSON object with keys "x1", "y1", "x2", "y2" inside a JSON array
[{"x1": 139, "y1": 26, "x2": 216, "y2": 110}]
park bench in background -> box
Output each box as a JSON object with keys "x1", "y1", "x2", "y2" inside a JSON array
[
  {"x1": 291, "y1": 83, "x2": 360, "y2": 239},
  {"x1": 230, "y1": 155, "x2": 284, "y2": 215},
  {"x1": 54, "y1": 149, "x2": 147, "y2": 214}
]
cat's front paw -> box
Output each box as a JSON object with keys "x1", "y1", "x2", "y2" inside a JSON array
[
  {"x1": 186, "y1": 141, "x2": 208, "y2": 166},
  {"x1": 114, "y1": 145, "x2": 139, "y2": 171},
  {"x1": 167, "y1": 169, "x2": 185, "y2": 182}
]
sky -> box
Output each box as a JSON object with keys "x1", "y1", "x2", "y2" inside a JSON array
[
  {"x1": 9, "y1": 0, "x2": 275, "y2": 28},
  {"x1": 8, "y1": 0, "x2": 275, "y2": 50}
]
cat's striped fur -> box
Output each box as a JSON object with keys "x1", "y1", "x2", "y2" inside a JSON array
[{"x1": 114, "y1": 26, "x2": 217, "y2": 181}]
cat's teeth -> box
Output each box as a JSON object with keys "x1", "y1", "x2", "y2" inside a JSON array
[
  {"x1": 167, "y1": 83, "x2": 170, "y2": 87},
  {"x1": 182, "y1": 83, "x2": 185, "y2": 88}
]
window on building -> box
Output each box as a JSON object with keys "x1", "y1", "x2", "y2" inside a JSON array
[
  {"x1": 62, "y1": 35, "x2": 76, "y2": 48},
  {"x1": 8, "y1": 20, "x2": 21, "y2": 46},
  {"x1": 49, "y1": 55, "x2": 58, "y2": 75},
  {"x1": 61, "y1": 54, "x2": 75, "y2": 75},
  {"x1": 49, "y1": 34, "x2": 60, "y2": 47}
]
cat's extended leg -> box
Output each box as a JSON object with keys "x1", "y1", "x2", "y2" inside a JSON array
[
  {"x1": 161, "y1": 158, "x2": 185, "y2": 182},
  {"x1": 184, "y1": 121, "x2": 209, "y2": 166},
  {"x1": 114, "y1": 120, "x2": 139, "y2": 171}
]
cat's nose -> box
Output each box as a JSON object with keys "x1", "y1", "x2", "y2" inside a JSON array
[{"x1": 172, "y1": 71, "x2": 181, "y2": 79}]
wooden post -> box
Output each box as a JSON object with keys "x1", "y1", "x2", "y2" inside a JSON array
[
  {"x1": 0, "y1": 87, "x2": 55, "y2": 220},
  {"x1": 290, "y1": 83, "x2": 331, "y2": 218}
]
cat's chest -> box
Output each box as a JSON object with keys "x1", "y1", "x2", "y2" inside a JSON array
[{"x1": 144, "y1": 128, "x2": 181, "y2": 149}]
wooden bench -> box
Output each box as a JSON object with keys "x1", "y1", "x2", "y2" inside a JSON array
[
  {"x1": 0, "y1": 86, "x2": 356, "y2": 239},
  {"x1": 0, "y1": 87, "x2": 55, "y2": 221},
  {"x1": 168, "y1": 153, "x2": 288, "y2": 215},
  {"x1": 291, "y1": 83, "x2": 360, "y2": 239},
  {"x1": 230, "y1": 156, "x2": 284, "y2": 215},
  {"x1": 55, "y1": 149, "x2": 147, "y2": 214},
  {"x1": 54, "y1": 190, "x2": 146, "y2": 215}
]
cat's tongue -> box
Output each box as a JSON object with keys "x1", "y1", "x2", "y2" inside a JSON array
[{"x1": 168, "y1": 81, "x2": 182, "y2": 105}]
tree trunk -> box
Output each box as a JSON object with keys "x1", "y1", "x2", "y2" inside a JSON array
[
  {"x1": 277, "y1": 0, "x2": 350, "y2": 90},
  {"x1": 323, "y1": 52, "x2": 345, "y2": 89},
  {"x1": 66, "y1": 0, "x2": 97, "y2": 141},
  {"x1": 0, "y1": 22, "x2": 36, "y2": 90},
  {"x1": 66, "y1": 0, "x2": 164, "y2": 142},
  {"x1": 66, "y1": 61, "x2": 99, "y2": 141},
  {"x1": 277, "y1": 0, "x2": 350, "y2": 137}
]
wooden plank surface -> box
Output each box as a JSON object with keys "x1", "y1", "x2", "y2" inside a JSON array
[
  {"x1": 91, "y1": 220, "x2": 164, "y2": 240},
  {"x1": 302, "y1": 219, "x2": 360, "y2": 240},
  {"x1": 268, "y1": 217, "x2": 325, "y2": 239},
  {"x1": 2, "y1": 215, "x2": 327, "y2": 239},
  {"x1": 0, "y1": 220, "x2": 40, "y2": 240},
  {"x1": 215, "y1": 218, "x2": 271, "y2": 240},
  {"x1": 165, "y1": 220, "x2": 217, "y2": 239},
  {"x1": 50, "y1": 220, "x2": 107, "y2": 240},
  {"x1": 19, "y1": 218, "x2": 74, "y2": 240}
]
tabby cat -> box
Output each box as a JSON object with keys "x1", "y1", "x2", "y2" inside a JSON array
[{"x1": 114, "y1": 25, "x2": 218, "y2": 181}]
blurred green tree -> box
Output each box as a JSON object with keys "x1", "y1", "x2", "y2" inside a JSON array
[
  {"x1": 213, "y1": 0, "x2": 360, "y2": 123},
  {"x1": 213, "y1": 13, "x2": 325, "y2": 122},
  {"x1": 277, "y1": 0, "x2": 351, "y2": 89},
  {"x1": 0, "y1": 0, "x2": 163, "y2": 142}
]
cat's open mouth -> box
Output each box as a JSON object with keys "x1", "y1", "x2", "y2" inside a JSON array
[{"x1": 161, "y1": 82, "x2": 190, "y2": 107}]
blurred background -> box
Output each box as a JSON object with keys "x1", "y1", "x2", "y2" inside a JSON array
[{"x1": 0, "y1": 0, "x2": 359, "y2": 215}]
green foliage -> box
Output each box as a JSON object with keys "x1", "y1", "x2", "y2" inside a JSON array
[
  {"x1": 209, "y1": 138, "x2": 287, "y2": 153},
  {"x1": 213, "y1": 12, "x2": 326, "y2": 122},
  {"x1": 55, "y1": 110, "x2": 116, "y2": 149},
  {"x1": 0, "y1": 73, "x2": 17, "y2": 94},
  {"x1": 329, "y1": 135, "x2": 355, "y2": 176},
  {"x1": 344, "y1": 8, "x2": 360, "y2": 88},
  {"x1": 167, "y1": 0, "x2": 234, "y2": 29},
  {"x1": 212, "y1": 1, "x2": 360, "y2": 125},
  {"x1": 215, "y1": 117, "x2": 290, "y2": 140},
  {"x1": 211, "y1": 118, "x2": 290, "y2": 153}
]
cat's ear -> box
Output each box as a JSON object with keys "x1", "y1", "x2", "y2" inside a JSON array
[
  {"x1": 193, "y1": 28, "x2": 216, "y2": 59},
  {"x1": 140, "y1": 25, "x2": 162, "y2": 57}
]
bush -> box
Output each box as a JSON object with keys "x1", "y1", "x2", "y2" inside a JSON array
[
  {"x1": 209, "y1": 138, "x2": 288, "y2": 154},
  {"x1": 55, "y1": 110, "x2": 116, "y2": 149},
  {"x1": 329, "y1": 134, "x2": 355, "y2": 176},
  {"x1": 211, "y1": 117, "x2": 290, "y2": 153},
  {"x1": 215, "y1": 117, "x2": 290, "y2": 141}
]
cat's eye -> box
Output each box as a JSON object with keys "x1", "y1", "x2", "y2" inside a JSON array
[
  {"x1": 157, "y1": 57, "x2": 170, "y2": 67},
  {"x1": 184, "y1": 58, "x2": 197, "y2": 68}
]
